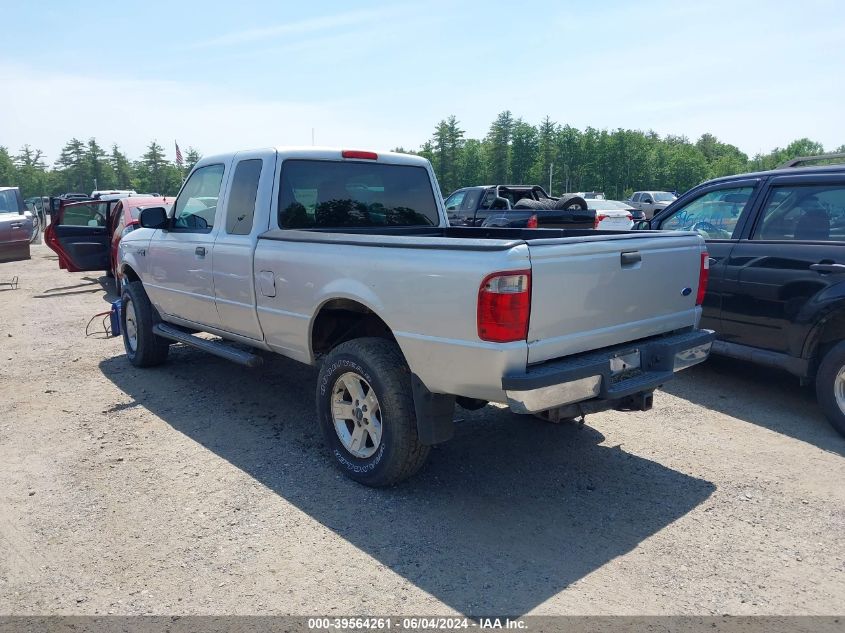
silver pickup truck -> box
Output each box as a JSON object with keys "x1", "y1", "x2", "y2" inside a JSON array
[{"x1": 48, "y1": 147, "x2": 714, "y2": 486}]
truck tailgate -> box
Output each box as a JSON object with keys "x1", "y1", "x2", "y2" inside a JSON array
[{"x1": 526, "y1": 232, "x2": 704, "y2": 364}]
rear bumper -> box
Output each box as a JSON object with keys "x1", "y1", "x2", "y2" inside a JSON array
[{"x1": 503, "y1": 328, "x2": 715, "y2": 414}]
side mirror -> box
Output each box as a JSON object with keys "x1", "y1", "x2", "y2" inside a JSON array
[
  {"x1": 633, "y1": 220, "x2": 652, "y2": 230},
  {"x1": 643, "y1": 198, "x2": 653, "y2": 204},
  {"x1": 139, "y1": 206, "x2": 169, "y2": 229}
]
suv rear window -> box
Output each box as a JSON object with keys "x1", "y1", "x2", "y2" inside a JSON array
[{"x1": 278, "y1": 160, "x2": 439, "y2": 229}]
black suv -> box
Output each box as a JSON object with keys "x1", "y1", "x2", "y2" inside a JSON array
[{"x1": 645, "y1": 153, "x2": 845, "y2": 436}]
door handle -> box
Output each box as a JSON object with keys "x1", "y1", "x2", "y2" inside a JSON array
[
  {"x1": 620, "y1": 251, "x2": 641, "y2": 266},
  {"x1": 195, "y1": 246, "x2": 206, "y2": 257},
  {"x1": 810, "y1": 263, "x2": 845, "y2": 274}
]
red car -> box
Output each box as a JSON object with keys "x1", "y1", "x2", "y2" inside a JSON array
[{"x1": 45, "y1": 196, "x2": 174, "y2": 280}]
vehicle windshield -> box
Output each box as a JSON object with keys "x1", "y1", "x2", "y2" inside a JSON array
[
  {"x1": 654, "y1": 192, "x2": 676, "y2": 202},
  {"x1": 279, "y1": 160, "x2": 439, "y2": 229}
]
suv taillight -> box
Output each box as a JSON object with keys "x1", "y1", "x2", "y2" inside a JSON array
[
  {"x1": 697, "y1": 252, "x2": 710, "y2": 306},
  {"x1": 477, "y1": 270, "x2": 531, "y2": 342}
]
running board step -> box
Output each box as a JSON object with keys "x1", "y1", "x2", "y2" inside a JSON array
[{"x1": 152, "y1": 323, "x2": 263, "y2": 368}]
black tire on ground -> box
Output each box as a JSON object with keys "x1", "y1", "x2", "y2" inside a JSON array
[
  {"x1": 121, "y1": 281, "x2": 169, "y2": 368},
  {"x1": 553, "y1": 194, "x2": 588, "y2": 210},
  {"x1": 815, "y1": 340, "x2": 845, "y2": 437},
  {"x1": 514, "y1": 197, "x2": 543, "y2": 209},
  {"x1": 316, "y1": 337, "x2": 430, "y2": 486}
]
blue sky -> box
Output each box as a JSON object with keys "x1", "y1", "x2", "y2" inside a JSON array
[{"x1": 2, "y1": 0, "x2": 844, "y2": 164}]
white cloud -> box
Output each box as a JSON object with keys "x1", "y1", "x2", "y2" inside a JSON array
[{"x1": 190, "y1": 6, "x2": 410, "y2": 48}]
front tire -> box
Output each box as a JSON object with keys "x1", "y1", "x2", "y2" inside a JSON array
[
  {"x1": 121, "y1": 281, "x2": 169, "y2": 368},
  {"x1": 816, "y1": 341, "x2": 845, "y2": 437},
  {"x1": 316, "y1": 337, "x2": 430, "y2": 486}
]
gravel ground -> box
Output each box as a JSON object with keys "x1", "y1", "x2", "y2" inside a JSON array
[{"x1": 1, "y1": 244, "x2": 844, "y2": 617}]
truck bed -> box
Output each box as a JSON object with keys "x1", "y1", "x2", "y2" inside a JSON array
[{"x1": 255, "y1": 226, "x2": 705, "y2": 400}]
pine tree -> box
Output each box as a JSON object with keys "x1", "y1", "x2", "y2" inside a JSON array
[
  {"x1": 486, "y1": 111, "x2": 513, "y2": 183},
  {"x1": 110, "y1": 145, "x2": 133, "y2": 188}
]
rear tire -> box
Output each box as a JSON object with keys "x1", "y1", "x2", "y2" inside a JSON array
[
  {"x1": 553, "y1": 194, "x2": 588, "y2": 210},
  {"x1": 514, "y1": 198, "x2": 543, "y2": 209},
  {"x1": 316, "y1": 337, "x2": 430, "y2": 486},
  {"x1": 121, "y1": 281, "x2": 169, "y2": 368},
  {"x1": 815, "y1": 341, "x2": 845, "y2": 437}
]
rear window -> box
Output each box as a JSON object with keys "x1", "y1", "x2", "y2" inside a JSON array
[
  {"x1": 0, "y1": 189, "x2": 21, "y2": 213},
  {"x1": 278, "y1": 160, "x2": 439, "y2": 229}
]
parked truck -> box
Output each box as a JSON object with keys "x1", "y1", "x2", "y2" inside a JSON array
[
  {"x1": 47, "y1": 147, "x2": 715, "y2": 486},
  {"x1": 626, "y1": 191, "x2": 678, "y2": 219}
]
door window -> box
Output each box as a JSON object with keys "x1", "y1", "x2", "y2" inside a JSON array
[
  {"x1": 225, "y1": 159, "x2": 262, "y2": 235},
  {"x1": 659, "y1": 186, "x2": 754, "y2": 239},
  {"x1": 60, "y1": 202, "x2": 109, "y2": 227},
  {"x1": 173, "y1": 164, "x2": 225, "y2": 231},
  {"x1": 444, "y1": 191, "x2": 466, "y2": 211},
  {"x1": 753, "y1": 183, "x2": 845, "y2": 242}
]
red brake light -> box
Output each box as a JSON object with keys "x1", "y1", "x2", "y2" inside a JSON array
[
  {"x1": 527, "y1": 214, "x2": 538, "y2": 229},
  {"x1": 477, "y1": 270, "x2": 531, "y2": 342},
  {"x1": 697, "y1": 252, "x2": 710, "y2": 306},
  {"x1": 594, "y1": 214, "x2": 608, "y2": 229},
  {"x1": 342, "y1": 150, "x2": 378, "y2": 160}
]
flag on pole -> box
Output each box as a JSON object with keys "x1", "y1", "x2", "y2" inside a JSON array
[{"x1": 175, "y1": 141, "x2": 184, "y2": 167}]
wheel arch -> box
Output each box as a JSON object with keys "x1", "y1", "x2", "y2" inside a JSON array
[
  {"x1": 310, "y1": 297, "x2": 398, "y2": 360},
  {"x1": 804, "y1": 309, "x2": 845, "y2": 373},
  {"x1": 120, "y1": 263, "x2": 140, "y2": 284}
]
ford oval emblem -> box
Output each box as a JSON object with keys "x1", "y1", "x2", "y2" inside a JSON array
[{"x1": 681, "y1": 287, "x2": 692, "y2": 296}]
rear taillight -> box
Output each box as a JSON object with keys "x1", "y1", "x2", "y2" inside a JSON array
[
  {"x1": 626, "y1": 213, "x2": 633, "y2": 221},
  {"x1": 696, "y1": 252, "x2": 710, "y2": 306},
  {"x1": 527, "y1": 214, "x2": 538, "y2": 229},
  {"x1": 594, "y1": 214, "x2": 608, "y2": 229},
  {"x1": 477, "y1": 270, "x2": 531, "y2": 342}
]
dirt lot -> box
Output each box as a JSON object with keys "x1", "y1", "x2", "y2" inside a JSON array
[{"x1": 1, "y1": 244, "x2": 844, "y2": 617}]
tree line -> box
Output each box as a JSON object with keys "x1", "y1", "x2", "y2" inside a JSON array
[
  {"x1": 2, "y1": 114, "x2": 842, "y2": 201},
  {"x1": 398, "y1": 112, "x2": 844, "y2": 198},
  {"x1": 0, "y1": 139, "x2": 201, "y2": 200}
]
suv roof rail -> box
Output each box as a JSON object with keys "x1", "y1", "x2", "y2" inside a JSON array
[{"x1": 779, "y1": 152, "x2": 845, "y2": 169}]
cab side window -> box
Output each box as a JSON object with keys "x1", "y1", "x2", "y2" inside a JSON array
[
  {"x1": 173, "y1": 164, "x2": 225, "y2": 231},
  {"x1": 444, "y1": 191, "x2": 466, "y2": 211},
  {"x1": 753, "y1": 184, "x2": 845, "y2": 242},
  {"x1": 660, "y1": 186, "x2": 754, "y2": 239},
  {"x1": 225, "y1": 159, "x2": 262, "y2": 235}
]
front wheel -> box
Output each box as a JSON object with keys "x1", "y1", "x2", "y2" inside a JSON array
[
  {"x1": 316, "y1": 337, "x2": 430, "y2": 486},
  {"x1": 815, "y1": 341, "x2": 845, "y2": 437},
  {"x1": 121, "y1": 281, "x2": 169, "y2": 368}
]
